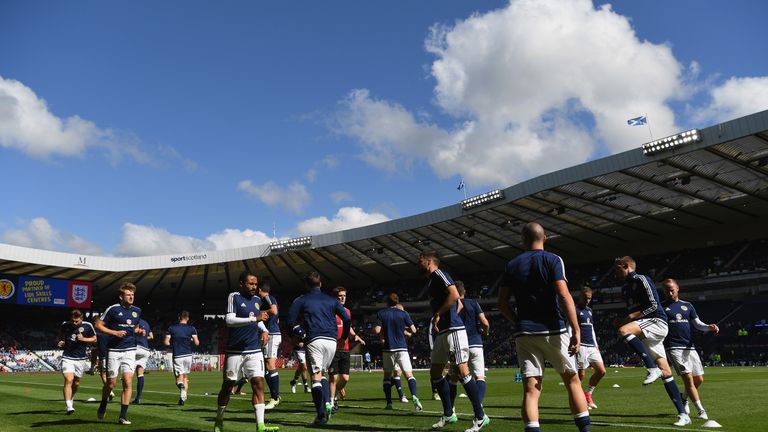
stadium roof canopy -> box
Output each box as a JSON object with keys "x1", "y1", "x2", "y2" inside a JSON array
[{"x1": 2, "y1": 109, "x2": 768, "y2": 312}]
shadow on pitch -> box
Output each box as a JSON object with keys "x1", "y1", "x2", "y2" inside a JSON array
[
  {"x1": 132, "y1": 429, "x2": 197, "y2": 432},
  {"x1": 29, "y1": 418, "x2": 92, "y2": 428},
  {"x1": 278, "y1": 419, "x2": 418, "y2": 431},
  {"x1": 8, "y1": 410, "x2": 59, "y2": 415}
]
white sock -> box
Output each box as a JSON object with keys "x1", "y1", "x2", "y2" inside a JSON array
[
  {"x1": 181, "y1": 389, "x2": 187, "y2": 400},
  {"x1": 66, "y1": 400, "x2": 74, "y2": 409},
  {"x1": 694, "y1": 400, "x2": 705, "y2": 412},
  {"x1": 254, "y1": 403, "x2": 265, "y2": 424}
]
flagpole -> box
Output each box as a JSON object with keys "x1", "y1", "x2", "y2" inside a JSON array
[
  {"x1": 463, "y1": 182, "x2": 467, "y2": 200},
  {"x1": 645, "y1": 113, "x2": 654, "y2": 141}
]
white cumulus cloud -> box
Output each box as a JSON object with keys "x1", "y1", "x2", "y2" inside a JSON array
[
  {"x1": 0, "y1": 75, "x2": 149, "y2": 163},
  {"x1": 696, "y1": 76, "x2": 768, "y2": 123},
  {"x1": 2, "y1": 217, "x2": 103, "y2": 255},
  {"x1": 4, "y1": 208, "x2": 390, "y2": 256},
  {"x1": 206, "y1": 228, "x2": 275, "y2": 250},
  {"x1": 115, "y1": 224, "x2": 278, "y2": 257},
  {"x1": 115, "y1": 223, "x2": 211, "y2": 257},
  {"x1": 334, "y1": 0, "x2": 688, "y2": 187},
  {"x1": 295, "y1": 207, "x2": 390, "y2": 236},
  {"x1": 238, "y1": 180, "x2": 310, "y2": 214}
]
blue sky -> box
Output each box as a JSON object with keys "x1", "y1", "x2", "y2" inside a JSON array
[{"x1": 1, "y1": 0, "x2": 767, "y2": 257}]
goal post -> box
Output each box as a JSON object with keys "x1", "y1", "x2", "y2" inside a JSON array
[{"x1": 350, "y1": 354, "x2": 363, "y2": 371}]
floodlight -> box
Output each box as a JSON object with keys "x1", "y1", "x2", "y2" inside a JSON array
[
  {"x1": 269, "y1": 236, "x2": 312, "y2": 252},
  {"x1": 461, "y1": 189, "x2": 505, "y2": 210},
  {"x1": 642, "y1": 129, "x2": 701, "y2": 155}
]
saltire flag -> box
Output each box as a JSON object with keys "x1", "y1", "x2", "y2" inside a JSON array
[
  {"x1": 627, "y1": 115, "x2": 647, "y2": 126},
  {"x1": 457, "y1": 178, "x2": 465, "y2": 190}
]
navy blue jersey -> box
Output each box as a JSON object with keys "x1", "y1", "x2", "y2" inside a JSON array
[
  {"x1": 459, "y1": 298, "x2": 485, "y2": 348},
  {"x1": 663, "y1": 300, "x2": 699, "y2": 349},
  {"x1": 622, "y1": 272, "x2": 666, "y2": 321},
  {"x1": 167, "y1": 322, "x2": 198, "y2": 358},
  {"x1": 427, "y1": 269, "x2": 464, "y2": 333},
  {"x1": 135, "y1": 319, "x2": 151, "y2": 350},
  {"x1": 376, "y1": 307, "x2": 414, "y2": 352},
  {"x1": 100, "y1": 303, "x2": 142, "y2": 351},
  {"x1": 287, "y1": 287, "x2": 349, "y2": 343},
  {"x1": 226, "y1": 291, "x2": 263, "y2": 354},
  {"x1": 96, "y1": 332, "x2": 110, "y2": 359},
  {"x1": 60, "y1": 320, "x2": 96, "y2": 360},
  {"x1": 261, "y1": 294, "x2": 281, "y2": 335},
  {"x1": 576, "y1": 306, "x2": 597, "y2": 347},
  {"x1": 504, "y1": 250, "x2": 567, "y2": 336}
]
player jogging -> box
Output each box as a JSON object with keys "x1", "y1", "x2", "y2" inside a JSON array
[
  {"x1": 614, "y1": 256, "x2": 690, "y2": 426},
  {"x1": 94, "y1": 282, "x2": 144, "y2": 425},
  {"x1": 58, "y1": 308, "x2": 97, "y2": 414},
  {"x1": 257, "y1": 283, "x2": 282, "y2": 409},
  {"x1": 132, "y1": 317, "x2": 153, "y2": 404},
  {"x1": 289, "y1": 337, "x2": 310, "y2": 393},
  {"x1": 420, "y1": 250, "x2": 489, "y2": 432},
  {"x1": 164, "y1": 310, "x2": 199, "y2": 406},
  {"x1": 661, "y1": 278, "x2": 719, "y2": 420},
  {"x1": 329, "y1": 286, "x2": 365, "y2": 412},
  {"x1": 499, "y1": 223, "x2": 590, "y2": 432},
  {"x1": 374, "y1": 292, "x2": 422, "y2": 411},
  {"x1": 286, "y1": 272, "x2": 350, "y2": 426},
  {"x1": 454, "y1": 281, "x2": 490, "y2": 407},
  {"x1": 213, "y1": 271, "x2": 278, "y2": 432},
  {"x1": 575, "y1": 286, "x2": 605, "y2": 410}
]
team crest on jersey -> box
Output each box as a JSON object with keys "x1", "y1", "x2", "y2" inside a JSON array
[
  {"x1": 227, "y1": 370, "x2": 236, "y2": 378},
  {"x1": 0, "y1": 279, "x2": 15, "y2": 300},
  {"x1": 241, "y1": 303, "x2": 246, "y2": 307},
  {"x1": 78, "y1": 327, "x2": 84, "y2": 333},
  {"x1": 676, "y1": 313, "x2": 683, "y2": 320},
  {"x1": 132, "y1": 311, "x2": 138, "y2": 318},
  {"x1": 681, "y1": 305, "x2": 688, "y2": 311},
  {"x1": 127, "y1": 319, "x2": 132, "y2": 325}
]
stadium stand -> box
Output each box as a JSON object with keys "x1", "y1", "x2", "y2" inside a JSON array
[{"x1": 2, "y1": 109, "x2": 768, "y2": 375}]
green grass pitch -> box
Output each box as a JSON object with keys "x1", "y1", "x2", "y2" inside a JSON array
[{"x1": 1, "y1": 367, "x2": 766, "y2": 431}]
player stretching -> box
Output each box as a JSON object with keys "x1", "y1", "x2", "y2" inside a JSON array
[
  {"x1": 164, "y1": 310, "x2": 199, "y2": 406},
  {"x1": 257, "y1": 283, "x2": 282, "y2": 409},
  {"x1": 95, "y1": 282, "x2": 144, "y2": 425},
  {"x1": 287, "y1": 272, "x2": 350, "y2": 426},
  {"x1": 132, "y1": 317, "x2": 153, "y2": 404},
  {"x1": 661, "y1": 278, "x2": 719, "y2": 420},
  {"x1": 329, "y1": 286, "x2": 365, "y2": 412},
  {"x1": 374, "y1": 293, "x2": 422, "y2": 411},
  {"x1": 499, "y1": 223, "x2": 590, "y2": 432},
  {"x1": 213, "y1": 271, "x2": 278, "y2": 432},
  {"x1": 614, "y1": 257, "x2": 690, "y2": 426},
  {"x1": 420, "y1": 251, "x2": 489, "y2": 432},
  {"x1": 575, "y1": 286, "x2": 605, "y2": 410},
  {"x1": 58, "y1": 308, "x2": 97, "y2": 414}
]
